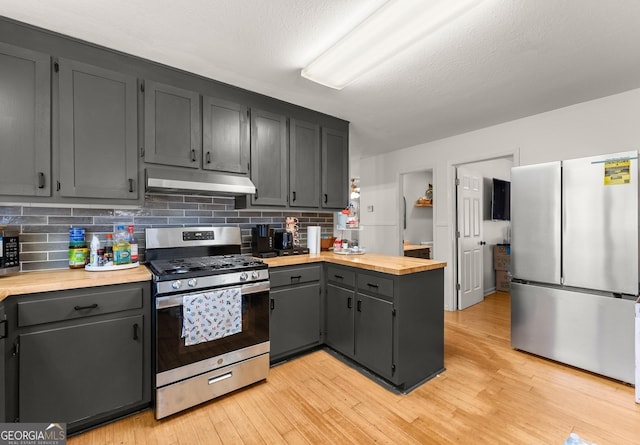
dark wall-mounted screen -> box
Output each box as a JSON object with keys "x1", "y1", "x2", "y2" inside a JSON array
[{"x1": 492, "y1": 178, "x2": 510, "y2": 220}]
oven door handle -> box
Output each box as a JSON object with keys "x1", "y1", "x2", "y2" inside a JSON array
[{"x1": 155, "y1": 281, "x2": 270, "y2": 309}]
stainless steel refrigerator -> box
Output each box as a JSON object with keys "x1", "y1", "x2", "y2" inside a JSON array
[{"x1": 511, "y1": 151, "x2": 638, "y2": 384}]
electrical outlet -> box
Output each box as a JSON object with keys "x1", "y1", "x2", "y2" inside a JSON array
[{"x1": 367, "y1": 205, "x2": 374, "y2": 212}]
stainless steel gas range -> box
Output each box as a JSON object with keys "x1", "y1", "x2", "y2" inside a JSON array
[{"x1": 145, "y1": 226, "x2": 270, "y2": 419}]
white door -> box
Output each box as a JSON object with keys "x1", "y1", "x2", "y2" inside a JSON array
[{"x1": 456, "y1": 167, "x2": 484, "y2": 309}]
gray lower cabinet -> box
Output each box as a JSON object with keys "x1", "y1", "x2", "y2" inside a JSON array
[
  {"x1": 321, "y1": 127, "x2": 349, "y2": 209},
  {"x1": 325, "y1": 264, "x2": 445, "y2": 391},
  {"x1": 144, "y1": 80, "x2": 201, "y2": 168},
  {"x1": 0, "y1": 43, "x2": 50, "y2": 197},
  {"x1": 202, "y1": 96, "x2": 249, "y2": 174},
  {"x1": 3, "y1": 282, "x2": 151, "y2": 433},
  {"x1": 269, "y1": 265, "x2": 322, "y2": 363},
  {"x1": 289, "y1": 119, "x2": 320, "y2": 208},
  {"x1": 325, "y1": 266, "x2": 394, "y2": 380},
  {"x1": 58, "y1": 58, "x2": 138, "y2": 199},
  {"x1": 250, "y1": 109, "x2": 288, "y2": 206}
]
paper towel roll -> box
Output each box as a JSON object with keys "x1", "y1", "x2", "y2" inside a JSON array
[{"x1": 307, "y1": 226, "x2": 321, "y2": 254}]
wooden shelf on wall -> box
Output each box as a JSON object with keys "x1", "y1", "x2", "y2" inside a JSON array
[{"x1": 414, "y1": 202, "x2": 432, "y2": 207}]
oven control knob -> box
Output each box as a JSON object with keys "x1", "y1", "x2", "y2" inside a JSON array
[
  {"x1": 188, "y1": 278, "x2": 197, "y2": 287},
  {"x1": 240, "y1": 272, "x2": 249, "y2": 281},
  {"x1": 251, "y1": 271, "x2": 260, "y2": 279},
  {"x1": 172, "y1": 280, "x2": 182, "y2": 290}
]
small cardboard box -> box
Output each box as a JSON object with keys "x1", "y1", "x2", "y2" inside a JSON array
[
  {"x1": 495, "y1": 270, "x2": 510, "y2": 292},
  {"x1": 494, "y1": 244, "x2": 511, "y2": 271},
  {"x1": 636, "y1": 296, "x2": 639, "y2": 403}
]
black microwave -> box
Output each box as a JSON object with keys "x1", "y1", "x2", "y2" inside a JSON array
[{"x1": 0, "y1": 230, "x2": 19, "y2": 275}]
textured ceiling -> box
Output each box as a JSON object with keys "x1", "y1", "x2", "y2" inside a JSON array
[{"x1": 2, "y1": 0, "x2": 640, "y2": 158}]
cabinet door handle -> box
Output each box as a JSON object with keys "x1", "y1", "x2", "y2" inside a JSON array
[
  {"x1": 356, "y1": 300, "x2": 362, "y2": 312},
  {"x1": 133, "y1": 323, "x2": 139, "y2": 340},
  {"x1": 347, "y1": 297, "x2": 352, "y2": 309},
  {"x1": 324, "y1": 193, "x2": 328, "y2": 204},
  {"x1": 191, "y1": 149, "x2": 197, "y2": 162},
  {"x1": 367, "y1": 283, "x2": 379, "y2": 289},
  {"x1": 255, "y1": 189, "x2": 259, "y2": 199},
  {"x1": 37, "y1": 172, "x2": 45, "y2": 189},
  {"x1": 206, "y1": 152, "x2": 211, "y2": 164},
  {"x1": 292, "y1": 191, "x2": 296, "y2": 202},
  {"x1": 129, "y1": 178, "x2": 135, "y2": 192},
  {"x1": 270, "y1": 299, "x2": 275, "y2": 310},
  {"x1": 74, "y1": 303, "x2": 98, "y2": 311}
]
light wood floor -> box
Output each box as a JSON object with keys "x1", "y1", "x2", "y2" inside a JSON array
[{"x1": 69, "y1": 292, "x2": 640, "y2": 444}]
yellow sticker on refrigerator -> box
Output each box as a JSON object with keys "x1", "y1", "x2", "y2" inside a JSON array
[{"x1": 604, "y1": 159, "x2": 631, "y2": 185}]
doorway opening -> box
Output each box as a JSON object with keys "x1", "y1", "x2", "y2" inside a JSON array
[
  {"x1": 399, "y1": 169, "x2": 434, "y2": 258},
  {"x1": 454, "y1": 155, "x2": 514, "y2": 310}
]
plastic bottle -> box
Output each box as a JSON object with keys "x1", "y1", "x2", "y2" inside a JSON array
[
  {"x1": 89, "y1": 235, "x2": 100, "y2": 267},
  {"x1": 128, "y1": 225, "x2": 139, "y2": 263},
  {"x1": 564, "y1": 433, "x2": 595, "y2": 445},
  {"x1": 104, "y1": 233, "x2": 114, "y2": 264},
  {"x1": 113, "y1": 225, "x2": 131, "y2": 265}
]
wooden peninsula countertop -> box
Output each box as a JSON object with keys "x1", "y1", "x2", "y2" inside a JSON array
[
  {"x1": 0, "y1": 266, "x2": 152, "y2": 301},
  {"x1": 260, "y1": 252, "x2": 446, "y2": 275}
]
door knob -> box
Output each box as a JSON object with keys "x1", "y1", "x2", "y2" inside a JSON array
[{"x1": 479, "y1": 241, "x2": 486, "y2": 245}]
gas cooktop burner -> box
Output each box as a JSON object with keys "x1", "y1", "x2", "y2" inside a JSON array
[{"x1": 149, "y1": 254, "x2": 266, "y2": 279}]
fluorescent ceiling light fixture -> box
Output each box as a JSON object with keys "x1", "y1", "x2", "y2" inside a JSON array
[{"x1": 301, "y1": 0, "x2": 484, "y2": 89}]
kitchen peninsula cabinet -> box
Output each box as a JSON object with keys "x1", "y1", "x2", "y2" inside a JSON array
[
  {"x1": 0, "y1": 43, "x2": 51, "y2": 197},
  {"x1": 144, "y1": 80, "x2": 201, "y2": 169},
  {"x1": 203, "y1": 96, "x2": 249, "y2": 174},
  {"x1": 323, "y1": 261, "x2": 444, "y2": 391},
  {"x1": 2, "y1": 281, "x2": 151, "y2": 434},
  {"x1": 250, "y1": 109, "x2": 288, "y2": 206},
  {"x1": 58, "y1": 58, "x2": 138, "y2": 199},
  {"x1": 269, "y1": 264, "x2": 322, "y2": 363}
]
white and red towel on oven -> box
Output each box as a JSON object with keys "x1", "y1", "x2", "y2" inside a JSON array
[{"x1": 181, "y1": 288, "x2": 242, "y2": 346}]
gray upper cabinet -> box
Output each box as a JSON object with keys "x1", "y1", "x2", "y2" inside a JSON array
[
  {"x1": 250, "y1": 109, "x2": 287, "y2": 206},
  {"x1": 0, "y1": 43, "x2": 50, "y2": 197},
  {"x1": 289, "y1": 119, "x2": 320, "y2": 208},
  {"x1": 203, "y1": 96, "x2": 249, "y2": 174},
  {"x1": 58, "y1": 58, "x2": 138, "y2": 199},
  {"x1": 144, "y1": 81, "x2": 201, "y2": 168},
  {"x1": 321, "y1": 127, "x2": 349, "y2": 209}
]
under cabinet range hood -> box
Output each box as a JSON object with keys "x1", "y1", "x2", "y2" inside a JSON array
[{"x1": 145, "y1": 168, "x2": 256, "y2": 196}]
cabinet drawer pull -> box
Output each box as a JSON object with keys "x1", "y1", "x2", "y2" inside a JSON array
[
  {"x1": 334, "y1": 274, "x2": 344, "y2": 280},
  {"x1": 290, "y1": 275, "x2": 302, "y2": 281},
  {"x1": 133, "y1": 323, "x2": 139, "y2": 340},
  {"x1": 347, "y1": 297, "x2": 352, "y2": 309},
  {"x1": 74, "y1": 303, "x2": 98, "y2": 311},
  {"x1": 367, "y1": 283, "x2": 379, "y2": 289},
  {"x1": 209, "y1": 372, "x2": 233, "y2": 385},
  {"x1": 37, "y1": 172, "x2": 45, "y2": 189},
  {"x1": 356, "y1": 300, "x2": 362, "y2": 312},
  {"x1": 191, "y1": 149, "x2": 197, "y2": 162}
]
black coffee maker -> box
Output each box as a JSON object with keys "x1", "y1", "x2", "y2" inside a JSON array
[{"x1": 251, "y1": 224, "x2": 276, "y2": 258}]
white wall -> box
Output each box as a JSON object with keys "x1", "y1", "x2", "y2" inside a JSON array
[{"x1": 351, "y1": 87, "x2": 640, "y2": 310}]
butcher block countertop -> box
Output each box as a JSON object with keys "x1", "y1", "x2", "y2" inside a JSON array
[
  {"x1": 403, "y1": 244, "x2": 431, "y2": 252},
  {"x1": 0, "y1": 266, "x2": 152, "y2": 301},
  {"x1": 260, "y1": 252, "x2": 446, "y2": 275}
]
